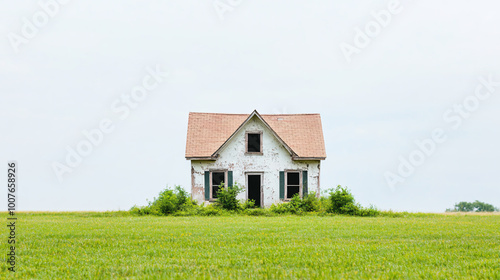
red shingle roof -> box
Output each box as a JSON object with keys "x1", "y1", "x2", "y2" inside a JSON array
[{"x1": 185, "y1": 111, "x2": 326, "y2": 159}]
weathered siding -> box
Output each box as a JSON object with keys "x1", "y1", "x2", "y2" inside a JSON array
[{"x1": 191, "y1": 116, "x2": 321, "y2": 207}]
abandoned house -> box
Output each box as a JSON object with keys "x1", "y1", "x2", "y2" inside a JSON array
[{"x1": 185, "y1": 110, "x2": 326, "y2": 207}]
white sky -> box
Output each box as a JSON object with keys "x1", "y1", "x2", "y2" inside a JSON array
[{"x1": 1, "y1": 0, "x2": 499, "y2": 212}]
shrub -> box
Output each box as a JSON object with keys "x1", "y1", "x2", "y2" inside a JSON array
[
  {"x1": 153, "y1": 188, "x2": 178, "y2": 215},
  {"x1": 300, "y1": 192, "x2": 321, "y2": 212},
  {"x1": 270, "y1": 201, "x2": 299, "y2": 214},
  {"x1": 328, "y1": 185, "x2": 355, "y2": 214},
  {"x1": 268, "y1": 193, "x2": 322, "y2": 215},
  {"x1": 241, "y1": 199, "x2": 256, "y2": 210},
  {"x1": 339, "y1": 202, "x2": 359, "y2": 215},
  {"x1": 130, "y1": 186, "x2": 196, "y2": 216},
  {"x1": 288, "y1": 195, "x2": 304, "y2": 213},
  {"x1": 176, "y1": 186, "x2": 198, "y2": 211},
  {"x1": 130, "y1": 184, "x2": 382, "y2": 217},
  {"x1": 269, "y1": 202, "x2": 290, "y2": 214},
  {"x1": 319, "y1": 196, "x2": 331, "y2": 213},
  {"x1": 174, "y1": 186, "x2": 190, "y2": 209},
  {"x1": 269, "y1": 195, "x2": 303, "y2": 215},
  {"x1": 197, "y1": 204, "x2": 223, "y2": 216},
  {"x1": 355, "y1": 205, "x2": 379, "y2": 217},
  {"x1": 214, "y1": 183, "x2": 244, "y2": 211},
  {"x1": 129, "y1": 205, "x2": 160, "y2": 216},
  {"x1": 327, "y1": 186, "x2": 379, "y2": 217}
]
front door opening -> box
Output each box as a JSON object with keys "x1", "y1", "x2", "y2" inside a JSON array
[{"x1": 247, "y1": 174, "x2": 262, "y2": 207}]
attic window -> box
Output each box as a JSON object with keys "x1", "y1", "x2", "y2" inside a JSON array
[{"x1": 246, "y1": 132, "x2": 262, "y2": 154}]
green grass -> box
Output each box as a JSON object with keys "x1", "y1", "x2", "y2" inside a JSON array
[{"x1": 1, "y1": 212, "x2": 499, "y2": 279}]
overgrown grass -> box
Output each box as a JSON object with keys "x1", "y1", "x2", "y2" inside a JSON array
[{"x1": 1, "y1": 212, "x2": 499, "y2": 279}]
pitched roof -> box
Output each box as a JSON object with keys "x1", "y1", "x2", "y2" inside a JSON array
[{"x1": 185, "y1": 110, "x2": 326, "y2": 160}]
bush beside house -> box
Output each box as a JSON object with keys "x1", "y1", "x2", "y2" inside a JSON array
[{"x1": 130, "y1": 185, "x2": 381, "y2": 217}]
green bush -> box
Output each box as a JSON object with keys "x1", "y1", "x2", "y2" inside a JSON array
[
  {"x1": 319, "y1": 196, "x2": 331, "y2": 213},
  {"x1": 129, "y1": 205, "x2": 160, "y2": 216},
  {"x1": 327, "y1": 186, "x2": 379, "y2": 217},
  {"x1": 288, "y1": 195, "x2": 305, "y2": 214},
  {"x1": 154, "y1": 188, "x2": 178, "y2": 215},
  {"x1": 269, "y1": 202, "x2": 290, "y2": 214},
  {"x1": 269, "y1": 201, "x2": 301, "y2": 214},
  {"x1": 171, "y1": 203, "x2": 223, "y2": 217},
  {"x1": 328, "y1": 185, "x2": 355, "y2": 214},
  {"x1": 300, "y1": 192, "x2": 321, "y2": 212},
  {"x1": 339, "y1": 202, "x2": 359, "y2": 215},
  {"x1": 130, "y1": 186, "x2": 196, "y2": 216},
  {"x1": 355, "y1": 205, "x2": 379, "y2": 217},
  {"x1": 269, "y1": 193, "x2": 320, "y2": 215},
  {"x1": 214, "y1": 183, "x2": 244, "y2": 211},
  {"x1": 196, "y1": 204, "x2": 223, "y2": 216},
  {"x1": 241, "y1": 199, "x2": 256, "y2": 210},
  {"x1": 131, "y1": 184, "x2": 382, "y2": 217},
  {"x1": 289, "y1": 193, "x2": 321, "y2": 213},
  {"x1": 174, "y1": 186, "x2": 195, "y2": 210}
]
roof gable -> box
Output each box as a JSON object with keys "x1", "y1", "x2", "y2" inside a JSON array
[
  {"x1": 212, "y1": 110, "x2": 295, "y2": 158},
  {"x1": 185, "y1": 110, "x2": 326, "y2": 160}
]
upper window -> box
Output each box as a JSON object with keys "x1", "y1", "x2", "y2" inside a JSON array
[
  {"x1": 285, "y1": 171, "x2": 301, "y2": 199},
  {"x1": 211, "y1": 171, "x2": 226, "y2": 199},
  {"x1": 246, "y1": 132, "x2": 262, "y2": 154}
]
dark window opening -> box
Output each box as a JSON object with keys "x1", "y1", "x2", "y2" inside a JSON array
[
  {"x1": 247, "y1": 133, "x2": 261, "y2": 153},
  {"x1": 286, "y1": 172, "x2": 300, "y2": 199},
  {"x1": 211, "y1": 172, "x2": 225, "y2": 199}
]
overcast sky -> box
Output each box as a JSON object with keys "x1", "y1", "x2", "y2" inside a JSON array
[{"x1": 1, "y1": 0, "x2": 499, "y2": 212}]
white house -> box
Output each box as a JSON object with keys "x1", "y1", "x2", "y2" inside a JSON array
[{"x1": 185, "y1": 110, "x2": 326, "y2": 207}]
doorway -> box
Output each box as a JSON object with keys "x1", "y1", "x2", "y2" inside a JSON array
[{"x1": 246, "y1": 173, "x2": 263, "y2": 207}]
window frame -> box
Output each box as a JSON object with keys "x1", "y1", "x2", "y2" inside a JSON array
[
  {"x1": 245, "y1": 131, "x2": 263, "y2": 155},
  {"x1": 284, "y1": 170, "x2": 302, "y2": 200},
  {"x1": 209, "y1": 170, "x2": 227, "y2": 201}
]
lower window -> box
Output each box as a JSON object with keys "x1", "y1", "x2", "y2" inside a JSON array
[
  {"x1": 286, "y1": 171, "x2": 301, "y2": 199},
  {"x1": 211, "y1": 171, "x2": 226, "y2": 199}
]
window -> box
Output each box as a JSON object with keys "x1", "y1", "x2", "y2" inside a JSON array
[
  {"x1": 211, "y1": 171, "x2": 226, "y2": 199},
  {"x1": 246, "y1": 132, "x2": 262, "y2": 154},
  {"x1": 285, "y1": 171, "x2": 301, "y2": 199}
]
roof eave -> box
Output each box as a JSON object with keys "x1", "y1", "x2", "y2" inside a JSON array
[
  {"x1": 186, "y1": 156, "x2": 217, "y2": 161},
  {"x1": 292, "y1": 156, "x2": 326, "y2": 161}
]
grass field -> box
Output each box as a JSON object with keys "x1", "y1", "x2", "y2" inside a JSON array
[{"x1": 1, "y1": 212, "x2": 499, "y2": 279}]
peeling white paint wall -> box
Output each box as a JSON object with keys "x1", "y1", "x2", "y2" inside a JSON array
[{"x1": 190, "y1": 116, "x2": 321, "y2": 207}]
